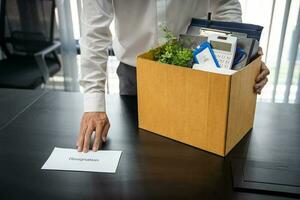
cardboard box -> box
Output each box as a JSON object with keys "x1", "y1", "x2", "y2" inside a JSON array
[{"x1": 136, "y1": 48, "x2": 261, "y2": 157}]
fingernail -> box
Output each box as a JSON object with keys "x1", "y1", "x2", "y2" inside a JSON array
[{"x1": 102, "y1": 136, "x2": 106, "y2": 142}]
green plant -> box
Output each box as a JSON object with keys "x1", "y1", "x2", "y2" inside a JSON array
[{"x1": 153, "y1": 27, "x2": 193, "y2": 68}]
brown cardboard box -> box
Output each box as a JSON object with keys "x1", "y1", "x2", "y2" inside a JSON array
[{"x1": 136, "y1": 48, "x2": 261, "y2": 157}]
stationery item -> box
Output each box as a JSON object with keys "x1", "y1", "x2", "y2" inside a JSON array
[
  {"x1": 199, "y1": 27, "x2": 249, "y2": 39},
  {"x1": 231, "y1": 31, "x2": 248, "y2": 38},
  {"x1": 199, "y1": 27, "x2": 231, "y2": 37},
  {"x1": 187, "y1": 18, "x2": 264, "y2": 41},
  {"x1": 232, "y1": 38, "x2": 259, "y2": 70},
  {"x1": 192, "y1": 63, "x2": 236, "y2": 75},
  {"x1": 232, "y1": 47, "x2": 246, "y2": 66},
  {"x1": 249, "y1": 39, "x2": 260, "y2": 61},
  {"x1": 193, "y1": 41, "x2": 220, "y2": 69},
  {"x1": 186, "y1": 26, "x2": 253, "y2": 69},
  {"x1": 207, "y1": 34, "x2": 237, "y2": 69},
  {"x1": 42, "y1": 147, "x2": 122, "y2": 173},
  {"x1": 179, "y1": 34, "x2": 207, "y2": 50}
]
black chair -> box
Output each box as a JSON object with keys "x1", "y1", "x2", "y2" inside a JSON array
[{"x1": 0, "y1": 0, "x2": 61, "y2": 89}]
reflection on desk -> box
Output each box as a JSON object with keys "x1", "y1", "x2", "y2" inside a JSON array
[{"x1": 0, "y1": 89, "x2": 299, "y2": 200}]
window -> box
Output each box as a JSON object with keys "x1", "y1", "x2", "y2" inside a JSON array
[{"x1": 66, "y1": 0, "x2": 300, "y2": 103}]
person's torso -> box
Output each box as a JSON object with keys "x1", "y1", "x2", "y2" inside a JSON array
[{"x1": 112, "y1": 0, "x2": 210, "y2": 66}]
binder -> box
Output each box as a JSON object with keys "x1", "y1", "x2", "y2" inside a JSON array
[{"x1": 187, "y1": 18, "x2": 264, "y2": 41}]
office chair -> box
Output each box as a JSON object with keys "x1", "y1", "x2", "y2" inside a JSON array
[{"x1": 0, "y1": 0, "x2": 61, "y2": 89}]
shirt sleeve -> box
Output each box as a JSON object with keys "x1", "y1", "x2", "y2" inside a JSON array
[
  {"x1": 79, "y1": 0, "x2": 113, "y2": 112},
  {"x1": 211, "y1": 0, "x2": 242, "y2": 22}
]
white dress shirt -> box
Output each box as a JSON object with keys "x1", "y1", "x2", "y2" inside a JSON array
[{"x1": 80, "y1": 0, "x2": 242, "y2": 112}]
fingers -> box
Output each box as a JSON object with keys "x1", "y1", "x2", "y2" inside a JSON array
[
  {"x1": 77, "y1": 117, "x2": 87, "y2": 152},
  {"x1": 254, "y1": 62, "x2": 269, "y2": 94},
  {"x1": 92, "y1": 124, "x2": 104, "y2": 152},
  {"x1": 92, "y1": 119, "x2": 110, "y2": 151},
  {"x1": 76, "y1": 131, "x2": 85, "y2": 152},
  {"x1": 255, "y1": 77, "x2": 268, "y2": 94},
  {"x1": 83, "y1": 125, "x2": 94, "y2": 153},
  {"x1": 102, "y1": 122, "x2": 110, "y2": 143},
  {"x1": 256, "y1": 62, "x2": 270, "y2": 83},
  {"x1": 76, "y1": 112, "x2": 110, "y2": 153},
  {"x1": 258, "y1": 47, "x2": 263, "y2": 56}
]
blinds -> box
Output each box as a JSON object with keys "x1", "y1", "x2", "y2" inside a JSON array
[
  {"x1": 65, "y1": 0, "x2": 300, "y2": 101},
  {"x1": 55, "y1": 0, "x2": 79, "y2": 91},
  {"x1": 240, "y1": 0, "x2": 300, "y2": 104}
]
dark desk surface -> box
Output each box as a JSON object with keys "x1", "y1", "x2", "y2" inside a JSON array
[
  {"x1": 0, "y1": 89, "x2": 299, "y2": 200},
  {"x1": 0, "y1": 89, "x2": 46, "y2": 130}
]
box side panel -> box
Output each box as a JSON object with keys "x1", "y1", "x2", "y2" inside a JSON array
[
  {"x1": 138, "y1": 51, "x2": 154, "y2": 60},
  {"x1": 137, "y1": 57, "x2": 231, "y2": 156},
  {"x1": 225, "y1": 56, "x2": 262, "y2": 155}
]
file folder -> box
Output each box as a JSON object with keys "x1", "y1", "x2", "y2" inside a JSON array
[{"x1": 187, "y1": 18, "x2": 264, "y2": 41}]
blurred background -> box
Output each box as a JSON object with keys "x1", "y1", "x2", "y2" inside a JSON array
[{"x1": 0, "y1": 0, "x2": 299, "y2": 103}]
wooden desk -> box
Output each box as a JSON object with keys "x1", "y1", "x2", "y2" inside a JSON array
[
  {"x1": 0, "y1": 89, "x2": 46, "y2": 130},
  {"x1": 0, "y1": 89, "x2": 299, "y2": 200}
]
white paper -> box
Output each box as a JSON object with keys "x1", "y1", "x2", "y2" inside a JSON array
[
  {"x1": 42, "y1": 147, "x2": 122, "y2": 173},
  {"x1": 193, "y1": 63, "x2": 237, "y2": 75}
]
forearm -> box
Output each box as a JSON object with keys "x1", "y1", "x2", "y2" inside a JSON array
[{"x1": 79, "y1": 0, "x2": 113, "y2": 112}]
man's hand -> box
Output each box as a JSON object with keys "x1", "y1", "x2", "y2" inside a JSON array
[
  {"x1": 254, "y1": 47, "x2": 270, "y2": 94},
  {"x1": 77, "y1": 112, "x2": 110, "y2": 153}
]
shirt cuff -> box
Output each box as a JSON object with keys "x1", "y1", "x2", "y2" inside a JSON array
[{"x1": 84, "y1": 93, "x2": 106, "y2": 112}]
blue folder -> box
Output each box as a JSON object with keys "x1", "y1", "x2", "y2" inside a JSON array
[{"x1": 188, "y1": 18, "x2": 264, "y2": 41}]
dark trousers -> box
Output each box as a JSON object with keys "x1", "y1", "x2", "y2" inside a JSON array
[{"x1": 116, "y1": 62, "x2": 137, "y2": 95}]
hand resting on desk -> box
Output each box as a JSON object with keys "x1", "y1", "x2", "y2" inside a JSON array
[{"x1": 76, "y1": 112, "x2": 110, "y2": 152}]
